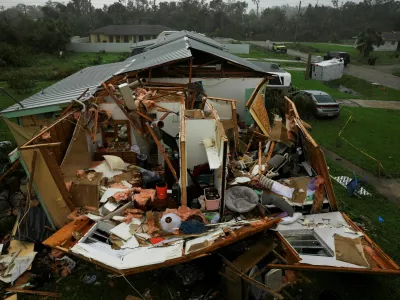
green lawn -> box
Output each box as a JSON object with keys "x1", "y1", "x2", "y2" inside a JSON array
[
  {"x1": 287, "y1": 42, "x2": 400, "y2": 65},
  {"x1": 291, "y1": 157, "x2": 400, "y2": 300},
  {"x1": 309, "y1": 107, "x2": 400, "y2": 177},
  {"x1": 237, "y1": 44, "x2": 298, "y2": 61},
  {"x1": 290, "y1": 70, "x2": 400, "y2": 101},
  {"x1": 289, "y1": 70, "x2": 357, "y2": 99},
  {"x1": 328, "y1": 75, "x2": 400, "y2": 101}
]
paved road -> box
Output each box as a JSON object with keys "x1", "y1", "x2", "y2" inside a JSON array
[
  {"x1": 337, "y1": 99, "x2": 400, "y2": 109},
  {"x1": 246, "y1": 41, "x2": 400, "y2": 90}
]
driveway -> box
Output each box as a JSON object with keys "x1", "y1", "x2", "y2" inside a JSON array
[
  {"x1": 246, "y1": 41, "x2": 400, "y2": 90},
  {"x1": 337, "y1": 99, "x2": 400, "y2": 109}
]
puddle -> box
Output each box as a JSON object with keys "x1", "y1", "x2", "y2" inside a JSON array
[{"x1": 337, "y1": 85, "x2": 360, "y2": 96}]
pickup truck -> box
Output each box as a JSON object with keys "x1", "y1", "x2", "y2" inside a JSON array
[{"x1": 272, "y1": 43, "x2": 287, "y2": 54}]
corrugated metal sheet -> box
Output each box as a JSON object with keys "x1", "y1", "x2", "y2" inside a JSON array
[
  {"x1": 121, "y1": 38, "x2": 192, "y2": 73},
  {"x1": 147, "y1": 31, "x2": 224, "y2": 50},
  {"x1": 186, "y1": 38, "x2": 266, "y2": 73},
  {"x1": 2, "y1": 33, "x2": 270, "y2": 114},
  {"x1": 1, "y1": 60, "x2": 135, "y2": 113}
]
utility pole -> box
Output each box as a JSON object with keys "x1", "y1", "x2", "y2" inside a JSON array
[{"x1": 294, "y1": 1, "x2": 301, "y2": 42}]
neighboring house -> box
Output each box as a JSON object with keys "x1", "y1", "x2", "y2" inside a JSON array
[
  {"x1": 374, "y1": 31, "x2": 400, "y2": 51},
  {"x1": 89, "y1": 25, "x2": 171, "y2": 43}
]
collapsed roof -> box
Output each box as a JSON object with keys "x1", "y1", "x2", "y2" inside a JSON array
[{"x1": 2, "y1": 32, "x2": 270, "y2": 116}]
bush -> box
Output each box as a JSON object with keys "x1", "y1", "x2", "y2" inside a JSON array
[
  {"x1": 0, "y1": 43, "x2": 31, "y2": 68},
  {"x1": 7, "y1": 72, "x2": 36, "y2": 90},
  {"x1": 91, "y1": 55, "x2": 103, "y2": 65},
  {"x1": 118, "y1": 52, "x2": 131, "y2": 62}
]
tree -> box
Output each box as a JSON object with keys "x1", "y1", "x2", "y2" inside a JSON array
[
  {"x1": 252, "y1": 0, "x2": 260, "y2": 17},
  {"x1": 356, "y1": 28, "x2": 383, "y2": 57}
]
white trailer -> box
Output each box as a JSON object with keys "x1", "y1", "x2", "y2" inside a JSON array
[{"x1": 311, "y1": 59, "x2": 344, "y2": 81}]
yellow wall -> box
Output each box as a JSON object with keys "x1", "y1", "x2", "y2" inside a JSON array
[
  {"x1": 90, "y1": 33, "x2": 110, "y2": 43},
  {"x1": 90, "y1": 34, "x2": 154, "y2": 43}
]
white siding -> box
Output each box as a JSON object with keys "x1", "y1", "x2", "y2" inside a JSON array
[{"x1": 374, "y1": 40, "x2": 399, "y2": 51}]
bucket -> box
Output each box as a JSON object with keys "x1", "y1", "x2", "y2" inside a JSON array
[
  {"x1": 156, "y1": 180, "x2": 168, "y2": 201},
  {"x1": 205, "y1": 199, "x2": 220, "y2": 210},
  {"x1": 137, "y1": 153, "x2": 147, "y2": 168}
]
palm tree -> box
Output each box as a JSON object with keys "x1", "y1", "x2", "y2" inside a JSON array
[{"x1": 356, "y1": 28, "x2": 383, "y2": 57}]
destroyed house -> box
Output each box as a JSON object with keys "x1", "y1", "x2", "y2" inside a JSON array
[{"x1": 1, "y1": 31, "x2": 399, "y2": 295}]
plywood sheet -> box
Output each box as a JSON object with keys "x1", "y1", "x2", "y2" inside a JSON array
[
  {"x1": 70, "y1": 173, "x2": 103, "y2": 208},
  {"x1": 249, "y1": 93, "x2": 270, "y2": 137},
  {"x1": 20, "y1": 149, "x2": 71, "y2": 228},
  {"x1": 3, "y1": 118, "x2": 39, "y2": 147},
  {"x1": 61, "y1": 115, "x2": 92, "y2": 180}
]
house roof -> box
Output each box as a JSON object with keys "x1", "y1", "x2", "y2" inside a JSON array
[
  {"x1": 121, "y1": 35, "x2": 266, "y2": 74},
  {"x1": 147, "y1": 31, "x2": 224, "y2": 50},
  {"x1": 382, "y1": 31, "x2": 400, "y2": 41},
  {"x1": 1, "y1": 60, "x2": 135, "y2": 115},
  {"x1": 2, "y1": 32, "x2": 271, "y2": 115},
  {"x1": 90, "y1": 25, "x2": 171, "y2": 36}
]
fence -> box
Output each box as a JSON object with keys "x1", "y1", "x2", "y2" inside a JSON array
[
  {"x1": 223, "y1": 44, "x2": 250, "y2": 54},
  {"x1": 67, "y1": 41, "x2": 250, "y2": 54},
  {"x1": 66, "y1": 43, "x2": 136, "y2": 53}
]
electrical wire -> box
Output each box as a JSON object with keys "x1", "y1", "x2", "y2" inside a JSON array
[{"x1": 122, "y1": 275, "x2": 146, "y2": 300}]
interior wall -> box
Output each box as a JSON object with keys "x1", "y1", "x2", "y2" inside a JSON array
[
  {"x1": 207, "y1": 99, "x2": 233, "y2": 120},
  {"x1": 140, "y1": 101, "x2": 182, "y2": 165},
  {"x1": 185, "y1": 118, "x2": 216, "y2": 170},
  {"x1": 150, "y1": 78, "x2": 263, "y2": 117},
  {"x1": 99, "y1": 101, "x2": 148, "y2": 151}
]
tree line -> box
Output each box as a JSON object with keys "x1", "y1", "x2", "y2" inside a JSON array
[{"x1": 1, "y1": 0, "x2": 400, "y2": 67}]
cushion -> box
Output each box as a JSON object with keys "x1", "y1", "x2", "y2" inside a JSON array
[
  {"x1": 103, "y1": 155, "x2": 126, "y2": 170},
  {"x1": 225, "y1": 186, "x2": 259, "y2": 213}
]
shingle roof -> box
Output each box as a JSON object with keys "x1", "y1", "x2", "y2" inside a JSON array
[
  {"x1": 90, "y1": 25, "x2": 171, "y2": 36},
  {"x1": 382, "y1": 32, "x2": 400, "y2": 41}
]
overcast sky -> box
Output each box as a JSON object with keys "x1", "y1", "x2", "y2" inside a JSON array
[{"x1": 0, "y1": 0, "x2": 363, "y2": 10}]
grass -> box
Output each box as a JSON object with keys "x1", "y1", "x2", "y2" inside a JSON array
[
  {"x1": 290, "y1": 157, "x2": 400, "y2": 300},
  {"x1": 290, "y1": 70, "x2": 400, "y2": 101},
  {"x1": 287, "y1": 42, "x2": 400, "y2": 65},
  {"x1": 309, "y1": 107, "x2": 400, "y2": 177},
  {"x1": 236, "y1": 45, "x2": 298, "y2": 61},
  {"x1": 328, "y1": 75, "x2": 400, "y2": 101},
  {"x1": 289, "y1": 70, "x2": 357, "y2": 99}
]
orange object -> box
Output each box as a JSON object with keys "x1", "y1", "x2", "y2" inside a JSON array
[{"x1": 156, "y1": 181, "x2": 168, "y2": 200}]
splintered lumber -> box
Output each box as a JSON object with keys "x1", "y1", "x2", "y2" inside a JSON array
[
  {"x1": 0, "y1": 160, "x2": 20, "y2": 184},
  {"x1": 5, "y1": 288, "x2": 61, "y2": 298},
  {"x1": 19, "y1": 142, "x2": 62, "y2": 150},
  {"x1": 102, "y1": 83, "x2": 143, "y2": 135}
]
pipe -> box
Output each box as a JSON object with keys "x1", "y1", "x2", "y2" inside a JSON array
[
  {"x1": 0, "y1": 87, "x2": 24, "y2": 108},
  {"x1": 72, "y1": 99, "x2": 86, "y2": 113}
]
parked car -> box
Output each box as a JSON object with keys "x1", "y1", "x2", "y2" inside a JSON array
[
  {"x1": 272, "y1": 43, "x2": 287, "y2": 54},
  {"x1": 301, "y1": 90, "x2": 340, "y2": 117},
  {"x1": 324, "y1": 51, "x2": 350, "y2": 66}
]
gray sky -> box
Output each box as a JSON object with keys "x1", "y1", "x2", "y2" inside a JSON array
[{"x1": 0, "y1": 0, "x2": 362, "y2": 10}]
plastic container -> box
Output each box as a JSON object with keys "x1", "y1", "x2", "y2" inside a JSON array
[
  {"x1": 204, "y1": 188, "x2": 220, "y2": 211},
  {"x1": 156, "y1": 180, "x2": 168, "y2": 200}
]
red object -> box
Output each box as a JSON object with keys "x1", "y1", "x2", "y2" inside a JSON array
[
  {"x1": 156, "y1": 182, "x2": 168, "y2": 200},
  {"x1": 150, "y1": 237, "x2": 165, "y2": 245}
]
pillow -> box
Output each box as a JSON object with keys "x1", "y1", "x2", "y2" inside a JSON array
[{"x1": 103, "y1": 155, "x2": 126, "y2": 170}]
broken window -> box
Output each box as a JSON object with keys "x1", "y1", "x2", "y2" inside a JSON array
[{"x1": 280, "y1": 230, "x2": 334, "y2": 257}]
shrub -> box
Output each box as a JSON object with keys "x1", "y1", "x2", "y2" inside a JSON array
[
  {"x1": 0, "y1": 43, "x2": 30, "y2": 68},
  {"x1": 118, "y1": 52, "x2": 131, "y2": 62}
]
